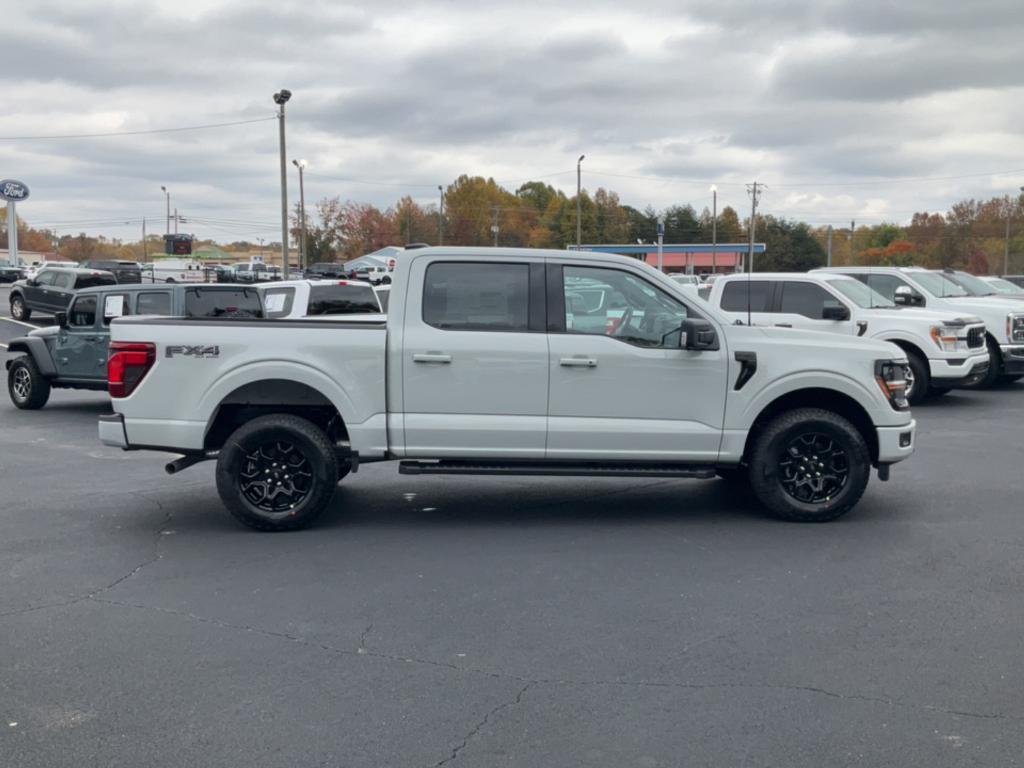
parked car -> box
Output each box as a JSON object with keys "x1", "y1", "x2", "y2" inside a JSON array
[
  {"x1": 80, "y1": 260, "x2": 142, "y2": 284},
  {"x1": 938, "y1": 269, "x2": 1024, "y2": 302},
  {"x1": 100, "y1": 246, "x2": 915, "y2": 531},
  {"x1": 9, "y1": 267, "x2": 117, "y2": 321},
  {"x1": 260, "y1": 279, "x2": 383, "y2": 319},
  {"x1": 708, "y1": 273, "x2": 989, "y2": 404},
  {"x1": 6, "y1": 283, "x2": 264, "y2": 409},
  {"x1": 25, "y1": 261, "x2": 77, "y2": 280},
  {"x1": 999, "y1": 275, "x2": 1024, "y2": 288},
  {"x1": 816, "y1": 266, "x2": 1024, "y2": 387},
  {"x1": 343, "y1": 256, "x2": 392, "y2": 284},
  {"x1": 0, "y1": 260, "x2": 25, "y2": 283},
  {"x1": 141, "y1": 259, "x2": 206, "y2": 284},
  {"x1": 305, "y1": 262, "x2": 346, "y2": 279}
]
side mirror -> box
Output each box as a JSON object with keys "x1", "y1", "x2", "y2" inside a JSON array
[
  {"x1": 822, "y1": 300, "x2": 851, "y2": 321},
  {"x1": 679, "y1": 318, "x2": 719, "y2": 351},
  {"x1": 893, "y1": 286, "x2": 923, "y2": 306},
  {"x1": 26, "y1": 278, "x2": 37, "y2": 287},
  {"x1": 55, "y1": 311, "x2": 68, "y2": 329}
]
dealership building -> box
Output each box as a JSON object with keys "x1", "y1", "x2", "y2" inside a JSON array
[{"x1": 569, "y1": 242, "x2": 766, "y2": 275}]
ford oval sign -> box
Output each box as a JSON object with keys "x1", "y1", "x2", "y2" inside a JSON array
[{"x1": 0, "y1": 180, "x2": 30, "y2": 202}]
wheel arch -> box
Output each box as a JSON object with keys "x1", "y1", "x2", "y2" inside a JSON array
[
  {"x1": 4, "y1": 336, "x2": 58, "y2": 377},
  {"x1": 742, "y1": 388, "x2": 879, "y2": 464}
]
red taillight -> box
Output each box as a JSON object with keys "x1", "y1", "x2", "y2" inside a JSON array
[
  {"x1": 108, "y1": 342, "x2": 156, "y2": 398},
  {"x1": 337, "y1": 280, "x2": 349, "y2": 285}
]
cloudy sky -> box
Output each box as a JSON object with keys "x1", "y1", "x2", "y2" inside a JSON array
[{"x1": 3, "y1": 0, "x2": 1024, "y2": 244}]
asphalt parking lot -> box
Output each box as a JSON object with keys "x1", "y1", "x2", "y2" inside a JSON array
[{"x1": 2, "y1": 284, "x2": 1024, "y2": 767}]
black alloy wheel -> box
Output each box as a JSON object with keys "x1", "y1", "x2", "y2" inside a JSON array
[
  {"x1": 238, "y1": 440, "x2": 314, "y2": 515},
  {"x1": 777, "y1": 431, "x2": 849, "y2": 504}
]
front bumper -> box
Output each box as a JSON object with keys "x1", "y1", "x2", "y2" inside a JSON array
[
  {"x1": 98, "y1": 413, "x2": 129, "y2": 449},
  {"x1": 876, "y1": 419, "x2": 916, "y2": 465},
  {"x1": 930, "y1": 352, "x2": 991, "y2": 388},
  {"x1": 999, "y1": 344, "x2": 1024, "y2": 375}
]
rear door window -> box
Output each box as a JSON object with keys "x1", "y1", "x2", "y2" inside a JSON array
[
  {"x1": 779, "y1": 281, "x2": 832, "y2": 318},
  {"x1": 423, "y1": 262, "x2": 529, "y2": 331},
  {"x1": 184, "y1": 287, "x2": 263, "y2": 318},
  {"x1": 307, "y1": 285, "x2": 380, "y2": 316},
  {"x1": 720, "y1": 280, "x2": 773, "y2": 312},
  {"x1": 75, "y1": 273, "x2": 117, "y2": 289},
  {"x1": 136, "y1": 291, "x2": 172, "y2": 315},
  {"x1": 102, "y1": 294, "x2": 130, "y2": 325}
]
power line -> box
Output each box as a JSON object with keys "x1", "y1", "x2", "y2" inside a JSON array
[{"x1": 0, "y1": 116, "x2": 276, "y2": 141}]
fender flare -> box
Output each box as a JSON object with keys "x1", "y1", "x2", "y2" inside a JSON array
[
  {"x1": 732, "y1": 369, "x2": 887, "y2": 431},
  {"x1": 4, "y1": 336, "x2": 58, "y2": 377}
]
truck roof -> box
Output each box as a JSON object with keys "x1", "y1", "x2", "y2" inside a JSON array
[{"x1": 74, "y1": 282, "x2": 258, "y2": 295}]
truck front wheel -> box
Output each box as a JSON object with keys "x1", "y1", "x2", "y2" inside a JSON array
[
  {"x1": 748, "y1": 408, "x2": 870, "y2": 523},
  {"x1": 215, "y1": 414, "x2": 339, "y2": 531},
  {"x1": 7, "y1": 355, "x2": 51, "y2": 409}
]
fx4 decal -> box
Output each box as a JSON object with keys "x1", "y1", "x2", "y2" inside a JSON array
[{"x1": 165, "y1": 345, "x2": 220, "y2": 359}]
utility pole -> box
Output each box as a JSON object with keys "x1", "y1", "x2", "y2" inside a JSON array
[
  {"x1": 161, "y1": 186, "x2": 170, "y2": 234},
  {"x1": 826, "y1": 225, "x2": 833, "y2": 267},
  {"x1": 576, "y1": 154, "x2": 585, "y2": 247},
  {"x1": 746, "y1": 182, "x2": 761, "y2": 273},
  {"x1": 656, "y1": 216, "x2": 665, "y2": 272},
  {"x1": 174, "y1": 207, "x2": 178, "y2": 235},
  {"x1": 849, "y1": 219, "x2": 856, "y2": 264},
  {"x1": 438, "y1": 185, "x2": 444, "y2": 245},
  {"x1": 292, "y1": 159, "x2": 308, "y2": 270},
  {"x1": 142, "y1": 217, "x2": 148, "y2": 262},
  {"x1": 710, "y1": 185, "x2": 717, "y2": 275},
  {"x1": 491, "y1": 206, "x2": 500, "y2": 246},
  {"x1": 273, "y1": 89, "x2": 292, "y2": 279}
]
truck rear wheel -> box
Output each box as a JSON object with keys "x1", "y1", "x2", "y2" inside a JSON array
[
  {"x1": 748, "y1": 408, "x2": 870, "y2": 523},
  {"x1": 7, "y1": 355, "x2": 51, "y2": 410},
  {"x1": 215, "y1": 414, "x2": 339, "y2": 531}
]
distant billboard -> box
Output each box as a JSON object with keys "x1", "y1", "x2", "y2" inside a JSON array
[{"x1": 164, "y1": 234, "x2": 193, "y2": 255}]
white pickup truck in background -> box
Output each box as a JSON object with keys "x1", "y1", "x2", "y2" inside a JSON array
[
  {"x1": 708, "y1": 272, "x2": 990, "y2": 404},
  {"x1": 99, "y1": 247, "x2": 916, "y2": 531},
  {"x1": 259, "y1": 279, "x2": 384, "y2": 319}
]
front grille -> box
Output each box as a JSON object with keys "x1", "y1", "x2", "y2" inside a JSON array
[{"x1": 967, "y1": 326, "x2": 985, "y2": 349}]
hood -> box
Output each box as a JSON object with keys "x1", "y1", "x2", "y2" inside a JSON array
[
  {"x1": 862, "y1": 306, "x2": 983, "y2": 326},
  {"x1": 729, "y1": 324, "x2": 905, "y2": 359},
  {"x1": 935, "y1": 296, "x2": 1024, "y2": 315},
  {"x1": 28, "y1": 325, "x2": 60, "y2": 338}
]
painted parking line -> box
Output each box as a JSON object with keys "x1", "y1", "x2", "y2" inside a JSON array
[{"x1": 0, "y1": 316, "x2": 39, "y2": 330}]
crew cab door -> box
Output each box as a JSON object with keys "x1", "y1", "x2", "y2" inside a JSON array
[
  {"x1": 58, "y1": 294, "x2": 105, "y2": 378},
  {"x1": 401, "y1": 258, "x2": 549, "y2": 458},
  {"x1": 770, "y1": 280, "x2": 857, "y2": 335},
  {"x1": 547, "y1": 263, "x2": 729, "y2": 461}
]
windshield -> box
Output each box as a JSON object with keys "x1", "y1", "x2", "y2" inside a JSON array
[
  {"x1": 945, "y1": 271, "x2": 996, "y2": 296},
  {"x1": 826, "y1": 278, "x2": 895, "y2": 308},
  {"x1": 986, "y1": 277, "x2": 1024, "y2": 295},
  {"x1": 909, "y1": 272, "x2": 969, "y2": 298}
]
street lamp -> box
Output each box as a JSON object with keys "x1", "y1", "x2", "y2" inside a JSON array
[
  {"x1": 576, "y1": 154, "x2": 585, "y2": 247},
  {"x1": 160, "y1": 185, "x2": 170, "y2": 235},
  {"x1": 710, "y1": 184, "x2": 717, "y2": 276},
  {"x1": 438, "y1": 185, "x2": 444, "y2": 245},
  {"x1": 273, "y1": 89, "x2": 292, "y2": 279},
  {"x1": 292, "y1": 158, "x2": 308, "y2": 270}
]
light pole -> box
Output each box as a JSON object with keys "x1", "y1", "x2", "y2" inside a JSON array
[
  {"x1": 274, "y1": 89, "x2": 292, "y2": 279},
  {"x1": 160, "y1": 186, "x2": 170, "y2": 235},
  {"x1": 292, "y1": 158, "x2": 308, "y2": 270},
  {"x1": 710, "y1": 184, "x2": 717, "y2": 276},
  {"x1": 1005, "y1": 187, "x2": 1024, "y2": 275},
  {"x1": 576, "y1": 154, "x2": 585, "y2": 247},
  {"x1": 438, "y1": 185, "x2": 444, "y2": 245}
]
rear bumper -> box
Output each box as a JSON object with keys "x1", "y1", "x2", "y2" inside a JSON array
[
  {"x1": 99, "y1": 413, "x2": 129, "y2": 449},
  {"x1": 999, "y1": 344, "x2": 1024, "y2": 375},
  {"x1": 876, "y1": 419, "x2": 916, "y2": 464}
]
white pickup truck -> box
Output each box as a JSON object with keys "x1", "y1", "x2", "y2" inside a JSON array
[
  {"x1": 816, "y1": 266, "x2": 1024, "y2": 387},
  {"x1": 99, "y1": 247, "x2": 916, "y2": 531},
  {"x1": 707, "y1": 272, "x2": 989, "y2": 404}
]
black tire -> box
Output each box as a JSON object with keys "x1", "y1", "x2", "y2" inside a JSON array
[
  {"x1": 999, "y1": 374, "x2": 1023, "y2": 384},
  {"x1": 10, "y1": 294, "x2": 31, "y2": 321},
  {"x1": 928, "y1": 386, "x2": 951, "y2": 397},
  {"x1": 971, "y1": 337, "x2": 1002, "y2": 389},
  {"x1": 7, "y1": 355, "x2": 51, "y2": 409},
  {"x1": 904, "y1": 351, "x2": 930, "y2": 406},
  {"x1": 748, "y1": 408, "x2": 870, "y2": 523},
  {"x1": 215, "y1": 414, "x2": 339, "y2": 531}
]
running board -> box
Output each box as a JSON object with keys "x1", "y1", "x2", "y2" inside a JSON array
[{"x1": 399, "y1": 460, "x2": 716, "y2": 479}]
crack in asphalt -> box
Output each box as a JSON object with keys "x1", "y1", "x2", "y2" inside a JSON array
[
  {"x1": 0, "y1": 491, "x2": 173, "y2": 619},
  {"x1": 431, "y1": 682, "x2": 534, "y2": 768},
  {"x1": 78, "y1": 595, "x2": 1022, "y2": 725},
  {"x1": 357, "y1": 622, "x2": 374, "y2": 651}
]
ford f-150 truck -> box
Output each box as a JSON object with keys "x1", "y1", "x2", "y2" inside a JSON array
[
  {"x1": 99, "y1": 247, "x2": 916, "y2": 531},
  {"x1": 707, "y1": 272, "x2": 989, "y2": 404}
]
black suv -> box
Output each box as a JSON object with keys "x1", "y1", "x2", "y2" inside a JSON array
[
  {"x1": 9, "y1": 267, "x2": 117, "y2": 321},
  {"x1": 305, "y1": 262, "x2": 345, "y2": 279},
  {"x1": 80, "y1": 260, "x2": 142, "y2": 283},
  {"x1": 0, "y1": 260, "x2": 25, "y2": 283}
]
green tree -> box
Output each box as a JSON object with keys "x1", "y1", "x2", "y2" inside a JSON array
[{"x1": 755, "y1": 217, "x2": 827, "y2": 272}]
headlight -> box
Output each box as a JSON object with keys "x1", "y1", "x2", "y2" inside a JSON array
[
  {"x1": 1008, "y1": 314, "x2": 1024, "y2": 343},
  {"x1": 875, "y1": 359, "x2": 910, "y2": 410},
  {"x1": 930, "y1": 325, "x2": 967, "y2": 352}
]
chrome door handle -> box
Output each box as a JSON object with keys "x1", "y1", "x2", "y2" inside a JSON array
[
  {"x1": 560, "y1": 357, "x2": 597, "y2": 368},
  {"x1": 413, "y1": 353, "x2": 452, "y2": 364}
]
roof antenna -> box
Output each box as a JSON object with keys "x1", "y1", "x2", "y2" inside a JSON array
[{"x1": 745, "y1": 181, "x2": 761, "y2": 327}]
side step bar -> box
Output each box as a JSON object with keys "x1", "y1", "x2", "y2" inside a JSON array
[{"x1": 399, "y1": 460, "x2": 716, "y2": 479}]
